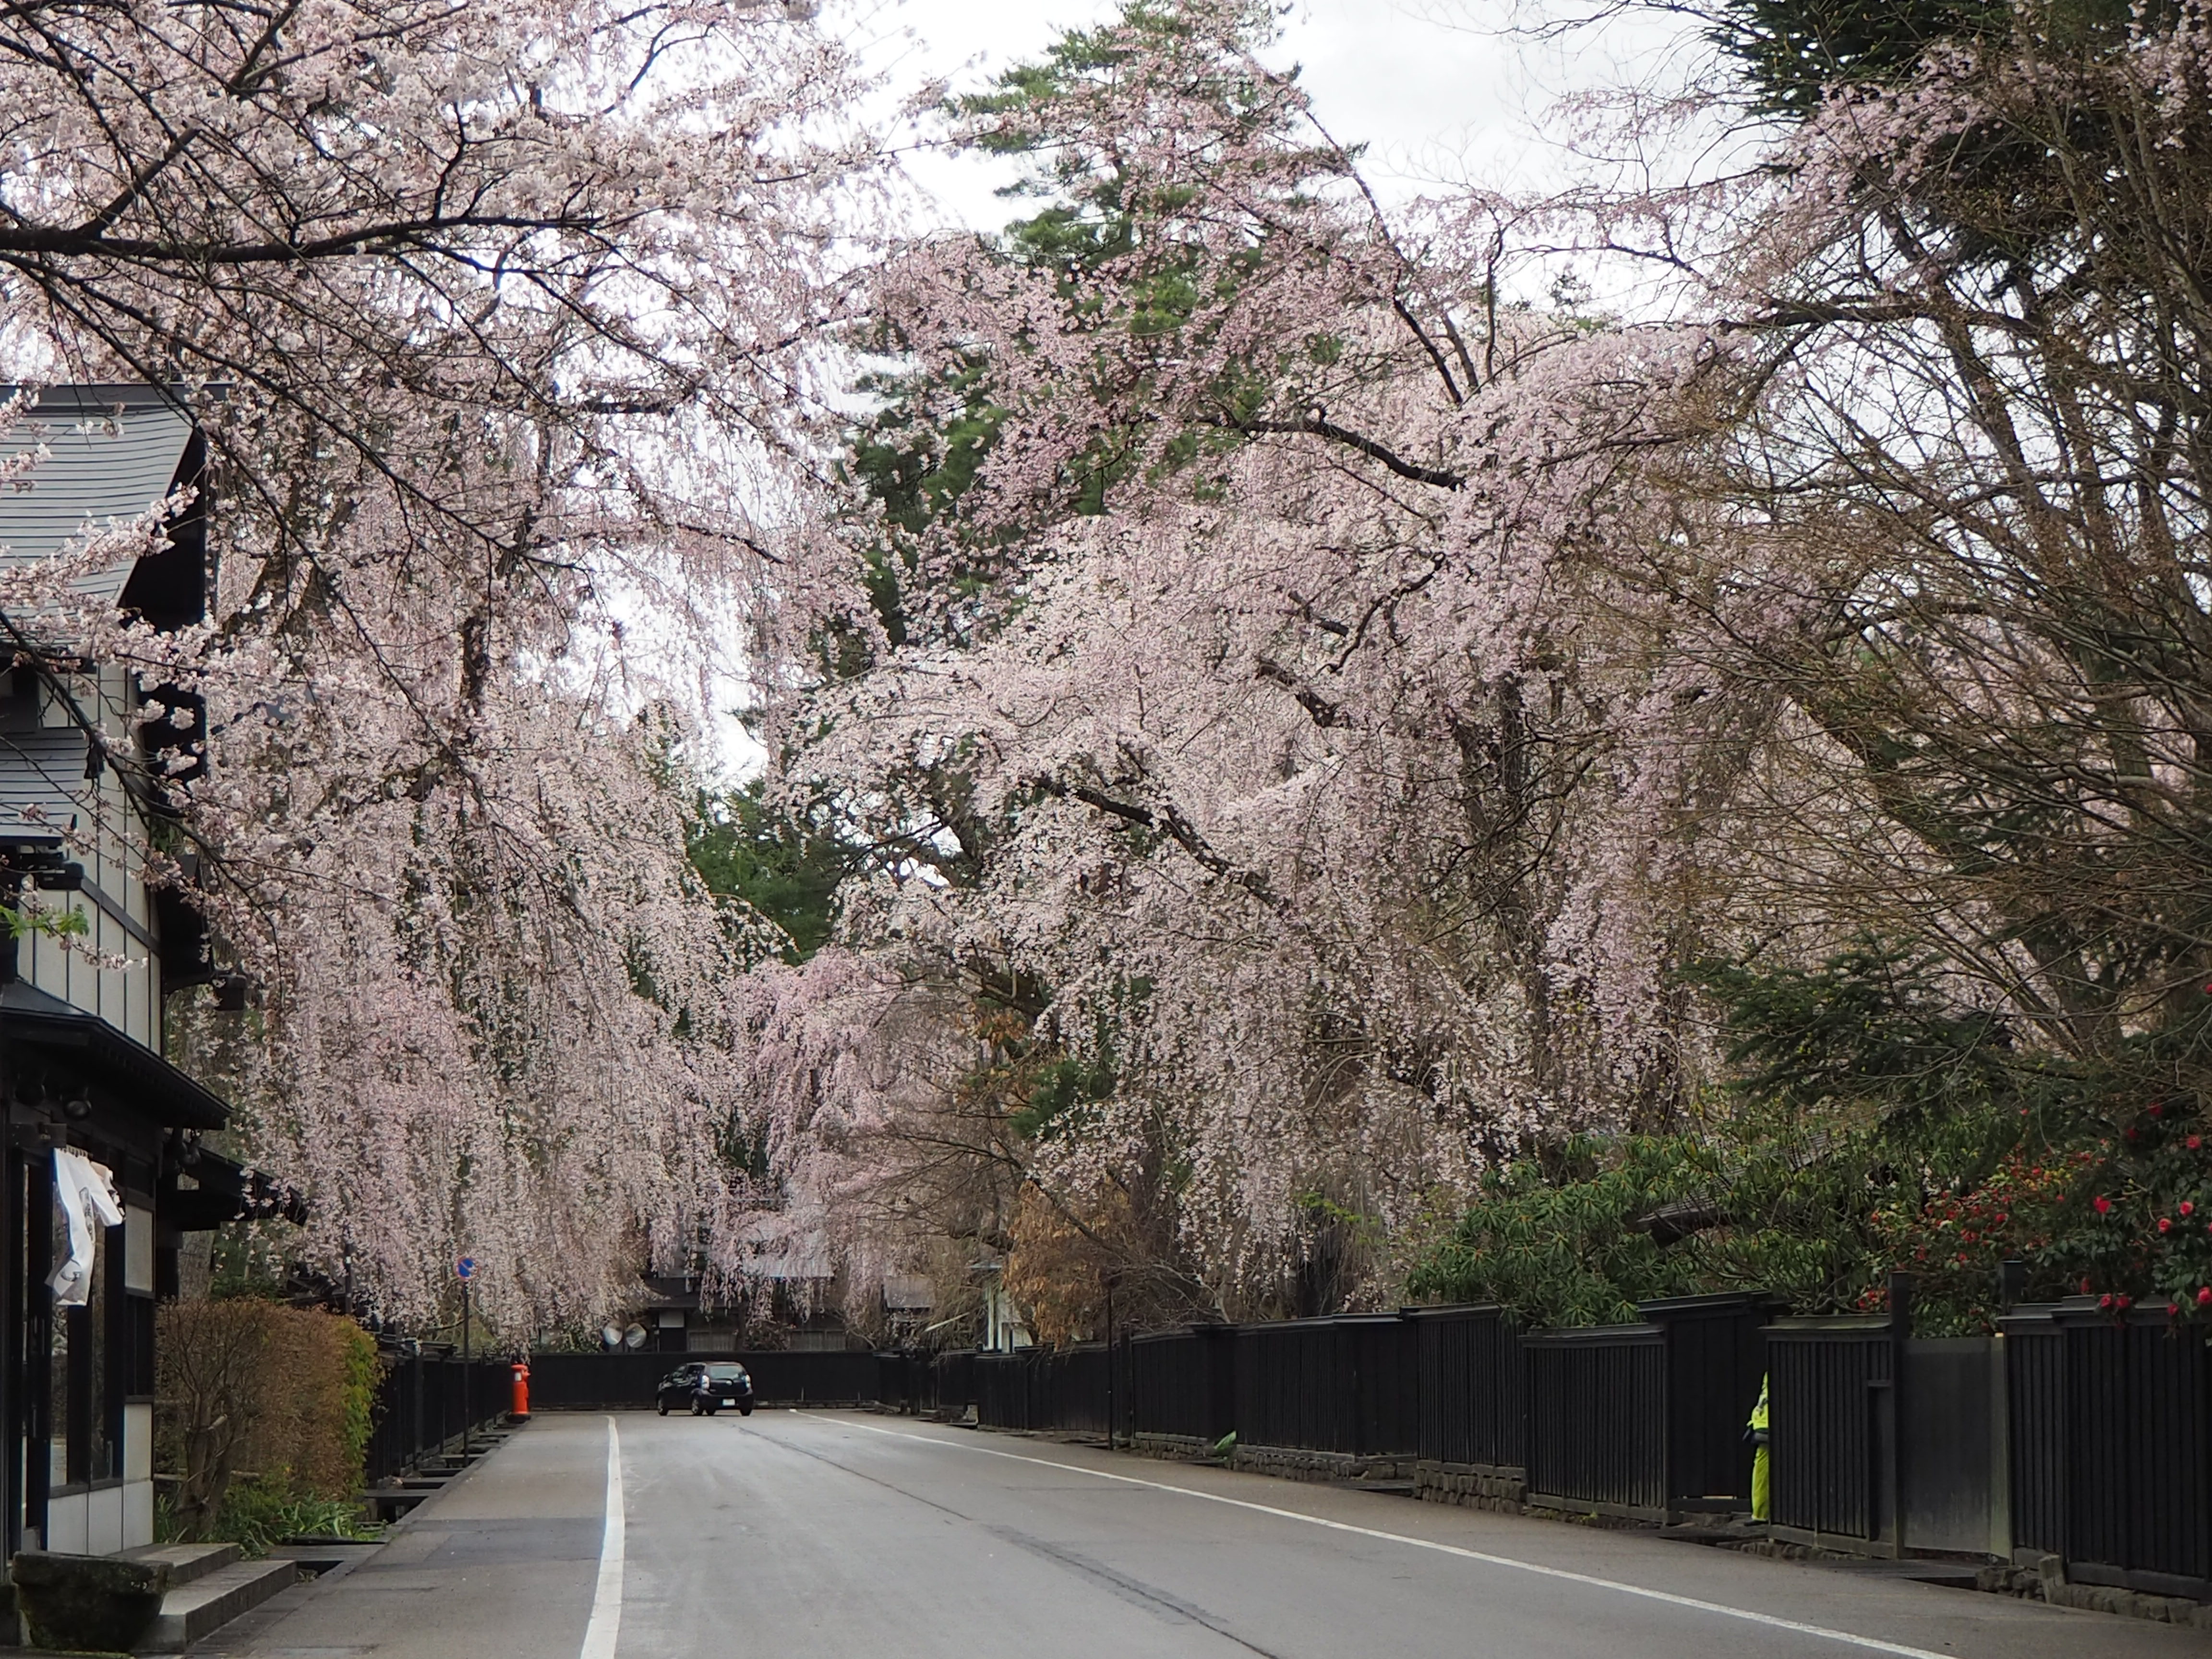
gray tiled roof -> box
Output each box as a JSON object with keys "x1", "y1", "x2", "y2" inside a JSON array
[{"x1": 0, "y1": 385, "x2": 195, "y2": 605}]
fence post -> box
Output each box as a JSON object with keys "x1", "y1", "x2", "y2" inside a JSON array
[
  {"x1": 1992, "y1": 1263, "x2": 2029, "y2": 1564},
  {"x1": 1885, "y1": 1270, "x2": 1914, "y2": 1553},
  {"x1": 1104, "y1": 1278, "x2": 1116, "y2": 1450}
]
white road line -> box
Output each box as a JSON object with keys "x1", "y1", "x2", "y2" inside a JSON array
[
  {"x1": 826, "y1": 1417, "x2": 1958, "y2": 1659},
  {"x1": 579, "y1": 1415, "x2": 625, "y2": 1659}
]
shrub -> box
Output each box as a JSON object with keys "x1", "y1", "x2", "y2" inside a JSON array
[
  {"x1": 188, "y1": 1473, "x2": 381, "y2": 1554},
  {"x1": 156, "y1": 1301, "x2": 382, "y2": 1541}
]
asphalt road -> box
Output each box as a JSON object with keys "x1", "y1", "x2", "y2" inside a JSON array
[{"x1": 204, "y1": 1410, "x2": 2208, "y2": 1659}]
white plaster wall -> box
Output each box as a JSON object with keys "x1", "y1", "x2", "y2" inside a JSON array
[
  {"x1": 85, "y1": 1484, "x2": 122, "y2": 1556},
  {"x1": 45, "y1": 1491, "x2": 85, "y2": 1555},
  {"x1": 123, "y1": 1480, "x2": 154, "y2": 1551}
]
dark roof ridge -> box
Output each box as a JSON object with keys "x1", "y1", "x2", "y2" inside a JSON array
[{"x1": 1, "y1": 383, "x2": 219, "y2": 416}]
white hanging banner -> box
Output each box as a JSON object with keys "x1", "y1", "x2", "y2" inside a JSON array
[{"x1": 49, "y1": 1147, "x2": 123, "y2": 1307}]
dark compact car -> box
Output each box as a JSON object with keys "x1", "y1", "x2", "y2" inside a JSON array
[{"x1": 656, "y1": 1361, "x2": 756, "y2": 1417}]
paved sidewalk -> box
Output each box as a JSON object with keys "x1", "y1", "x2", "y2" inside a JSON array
[{"x1": 193, "y1": 1420, "x2": 599, "y2": 1658}]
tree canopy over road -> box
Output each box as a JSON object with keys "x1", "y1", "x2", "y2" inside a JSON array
[{"x1": 13, "y1": 0, "x2": 2212, "y2": 1335}]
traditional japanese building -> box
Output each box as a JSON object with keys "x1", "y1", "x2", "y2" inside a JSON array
[{"x1": 0, "y1": 384, "x2": 233, "y2": 1557}]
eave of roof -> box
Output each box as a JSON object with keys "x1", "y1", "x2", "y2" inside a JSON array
[{"x1": 0, "y1": 976, "x2": 228, "y2": 1130}]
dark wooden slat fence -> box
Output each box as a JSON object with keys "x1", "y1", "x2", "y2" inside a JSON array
[
  {"x1": 1523, "y1": 1322, "x2": 1669, "y2": 1520},
  {"x1": 1766, "y1": 1312, "x2": 1897, "y2": 1548},
  {"x1": 525, "y1": 1349, "x2": 879, "y2": 1409},
  {"x1": 1127, "y1": 1326, "x2": 1237, "y2": 1447},
  {"x1": 2003, "y1": 1305, "x2": 2066, "y2": 1561},
  {"x1": 2002, "y1": 1303, "x2": 2212, "y2": 1599},
  {"x1": 1410, "y1": 1305, "x2": 1524, "y2": 1473},
  {"x1": 1644, "y1": 1293, "x2": 1786, "y2": 1516},
  {"x1": 1231, "y1": 1314, "x2": 1417, "y2": 1465},
  {"x1": 366, "y1": 1346, "x2": 512, "y2": 1485}
]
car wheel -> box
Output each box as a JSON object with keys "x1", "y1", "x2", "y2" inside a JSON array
[
  {"x1": 706, "y1": 1407, "x2": 719, "y2": 1416},
  {"x1": 739, "y1": 1406, "x2": 753, "y2": 1418},
  {"x1": 690, "y1": 1397, "x2": 704, "y2": 1416},
  {"x1": 657, "y1": 1401, "x2": 669, "y2": 1416}
]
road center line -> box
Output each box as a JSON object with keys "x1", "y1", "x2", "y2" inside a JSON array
[
  {"x1": 825, "y1": 1416, "x2": 1955, "y2": 1659},
  {"x1": 579, "y1": 1415, "x2": 625, "y2": 1659}
]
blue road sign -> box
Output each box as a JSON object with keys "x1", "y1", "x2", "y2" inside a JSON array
[{"x1": 457, "y1": 1257, "x2": 475, "y2": 1280}]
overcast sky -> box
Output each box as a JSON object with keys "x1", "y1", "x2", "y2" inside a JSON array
[{"x1": 849, "y1": 0, "x2": 1695, "y2": 233}]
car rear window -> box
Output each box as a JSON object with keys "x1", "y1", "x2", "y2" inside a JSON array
[{"x1": 705, "y1": 1365, "x2": 747, "y2": 1381}]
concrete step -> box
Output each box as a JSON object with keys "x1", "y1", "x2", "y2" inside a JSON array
[
  {"x1": 116, "y1": 1541, "x2": 242, "y2": 1587},
  {"x1": 361, "y1": 1486, "x2": 433, "y2": 1522},
  {"x1": 136, "y1": 1557, "x2": 298, "y2": 1652},
  {"x1": 270, "y1": 1539, "x2": 380, "y2": 1579}
]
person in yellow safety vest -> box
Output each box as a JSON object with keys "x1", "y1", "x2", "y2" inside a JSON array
[{"x1": 1747, "y1": 1373, "x2": 1772, "y2": 1521}]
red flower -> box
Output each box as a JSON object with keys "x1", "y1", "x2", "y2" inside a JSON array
[
  {"x1": 2118, "y1": 1295, "x2": 2134, "y2": 1310},
  {"x1": 2185, "y1": 1202, "x2": 2196, "y2": 1217},
  {"x1": 2171, "y1": 1302, "x2": 2181, "y2": 1316},
  {"x1": 2197, "y1": 1287, "x2": 2210, "y2": 1307},
  {"x1": 2192, "y1": 1137, "x2": 2204, "y2": 1152},
  {"x1": 2102, "y1": 1293, "x2": 2116, "y2": 1308},
  {"x1": 2161, "y1": 1217, "x2": 2175, "y2": 1234},
  {"x1": 2095, "y1": 1195, "x2": 2113, "y2": 1214},
  {"x1": 2152, "y1": 1104, "x2": 2166, "y2": 1118}
]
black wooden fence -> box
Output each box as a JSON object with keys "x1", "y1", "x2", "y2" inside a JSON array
[
  {"x1": 525, "y1": 1348, "x2": 880, "y2": 1409},
  {"x1": 1766, "y1": 1310, "x2": 1898, "y2": 1547},
  {"x1": 961, "y1": 1346, "x2": 1115, "y2": 1434},
  {"x1": 1127, "y1": 1325, "x2": 1237, "y2": 1446},
  {"x1": 1647, "y1": 1293, "x2": 1787, "y2": 1515},
  {"x1": 1233, "y1": 1314, "x2": 1418, "y2": 1462},
  {"x1": 2002, "y1": 1302, "x2": 2212, "y2": 1599},
  {"x1": 366, "y1": 1346, "x2": 514, "y2": 1485},
  {"x1": 1487, "y1": 1293, "x2": 1774, "y2": 1522},
  {"x1": 1410, "y1": 1304, "x2": 1524, "y2": 1470},
  {"x1": 1523, "y1": 1322, "x2": 1669, "y2": 1518}
]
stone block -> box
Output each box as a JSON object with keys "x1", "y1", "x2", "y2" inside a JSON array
[{"x1": 10, "y1": 1549, "x2": 171, "y2": 1652}]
